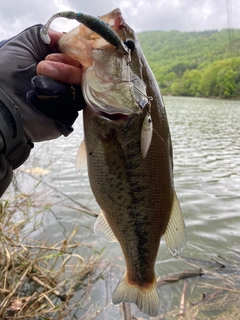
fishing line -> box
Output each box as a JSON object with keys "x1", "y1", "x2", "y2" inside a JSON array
[
  {"x1": 226, "y1": 0, "x2": 234, "y2": 64},
  {"x1": 126, "y1": 54, "x2": 153, "y2": 103},
  {"x1": 183, "y1": 202, "x2": 204, "y2": 251},
  {"x1": 153, "y1": 123, "x2": 205, "y2": 251},
  {"x1": 226, "y1": 0, "x2": 233, "y2": 30},
  {"x1": 152, "y1": 127, "x2": 165, "y2": 144},
  {"x1": 132, "y1": 83, "x2": 153, "y2": 103}
]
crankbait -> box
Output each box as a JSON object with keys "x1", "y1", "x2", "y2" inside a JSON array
[{"x1": 40, "y1": 11, "x2": 129, "y2": 55}]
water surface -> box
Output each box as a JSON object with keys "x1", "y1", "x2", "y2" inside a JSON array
[{"x1": 9, "y1": 96, "x2": 240, "y2": 319}]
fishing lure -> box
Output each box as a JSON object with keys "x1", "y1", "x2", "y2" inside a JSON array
[
  {"x1": 140, "y1": 111, "x2": 153, "y2": 159},
  {"x1": 40, "y1": 11, "x2": 129, "y2": 55}
]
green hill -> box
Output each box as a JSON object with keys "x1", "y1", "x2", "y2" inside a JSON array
[{"x1": 137, "y1": 29, "x2": 240, "y2": 98}]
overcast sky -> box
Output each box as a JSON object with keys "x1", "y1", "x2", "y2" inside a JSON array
[{"x1": 0, "y1": 0, "x2": 239, "y2": 39}]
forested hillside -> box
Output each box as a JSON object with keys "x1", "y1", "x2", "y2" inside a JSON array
[{"x1": 137, "y1": 29, "x2": 240, "y2": 98}]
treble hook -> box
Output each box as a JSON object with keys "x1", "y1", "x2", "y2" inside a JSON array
[{"x1": 40, "y1": 11, "x2": 129, "y2": 55}]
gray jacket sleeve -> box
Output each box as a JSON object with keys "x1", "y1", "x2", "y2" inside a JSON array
[{"x1": 0, "y1": 25, "x2": 75, "y2": 197}]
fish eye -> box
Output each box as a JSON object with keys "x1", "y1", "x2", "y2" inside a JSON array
[{"x1": 124, "y1": 38, "x2": 135, "y2": 51}]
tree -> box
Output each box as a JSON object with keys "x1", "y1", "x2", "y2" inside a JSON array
[
  {"x1": 181, "y1": 69, "x2": 202, "y2": 96},
  {"x1": 198, "y1": 58, "x2": 240, "y2": 98},
  {"x1": 138, "y1": 30, "x2": 240, "y2": 98},
  {"x1": 170, "y1": 81, "x2": 185, "y2": 96},
  {"x1": 216, "y1": 68, "x2": 238, "y2": 98}
]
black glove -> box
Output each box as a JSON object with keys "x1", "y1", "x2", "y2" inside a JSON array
[
  {"x1": 0, "y1": 25, "x2": 85, "y2": 197},
  {"x1": 27, "y1": 75, "x2": 85, "y2": 131}
]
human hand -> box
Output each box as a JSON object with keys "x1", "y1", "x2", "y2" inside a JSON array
[
  {"x1": 27, "y1": 29, "x2": 85, "y2": 133},
  {"x1": 0, "y1": 25, "x2": 85, "y2": 196},
  {"x1": 0, "y1": 25, "x2": 85, "y2": 144},
  {"x1": 37, "y1": 30, "x2": 83, "y2": 85}
]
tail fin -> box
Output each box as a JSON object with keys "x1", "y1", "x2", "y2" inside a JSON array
[{"x1": 112, "y1": 272, "x2": 159, "y2": 317}]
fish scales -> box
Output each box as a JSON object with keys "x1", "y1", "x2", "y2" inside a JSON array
[
  {"x1": 83, "y1": 104, "x2": 173, "y2": 288},
  {"x1": 55, "y1": 8, "x2": 187, "y2": 317}
]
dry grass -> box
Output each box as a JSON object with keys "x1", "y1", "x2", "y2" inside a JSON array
[
  {"x1": 0, "y1": 193, "x2": 104, "y2": 320},
  {"x1": 1, "y1": 181, "x2": 240, "y2": 320},
  {"x1": 151, "y1": 256, "x2": 240, "y2": 320}
]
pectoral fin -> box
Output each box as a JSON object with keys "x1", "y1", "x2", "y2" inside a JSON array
[
  {"x1": 76, "y1": 140, "x2": 87, "y2": 172},
  {"x1": 164, "y1": 192, "x2": 187, "y2": 256},
  {"x1": 94, "y1": 210, "x2": 118, "y2": 242}
]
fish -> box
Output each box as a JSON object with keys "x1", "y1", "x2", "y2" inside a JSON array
[{"x1": 56, "y1": 8, "x2": 187, "y2": 317}]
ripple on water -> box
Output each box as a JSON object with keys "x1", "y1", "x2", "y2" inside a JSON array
[{"x1": 13, "y1": 97, "x2": 240, "y2": 318}]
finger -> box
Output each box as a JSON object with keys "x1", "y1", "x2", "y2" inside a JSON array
[
  {"x1": 36, "y1": 61, "x2": 82, "y2": 84},
  {"x1": 48, "y1": 28, "x2": 64, "y2": 50},
  {"x1": 45, "y1": 53, "x2": 81, "y2": 68},
  {"x1": 29, "y1": 76, "x2": 86, "y2": 111}
]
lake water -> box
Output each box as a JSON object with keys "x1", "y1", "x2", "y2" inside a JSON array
[{"x1": 6, "y1": 96, "x2": 240, "y2": 319}]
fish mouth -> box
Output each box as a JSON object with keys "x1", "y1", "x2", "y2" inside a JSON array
[{"x1": 98, "y1": 111, "x2": 129, "y2": 122}]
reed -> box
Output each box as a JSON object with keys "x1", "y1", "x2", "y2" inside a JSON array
[
  {"x1": 1, "y1": 174, "x2": 240, "y2": 319},
  {"x1": 0, "y1": 191, "x2": 102, "y2": 319}
]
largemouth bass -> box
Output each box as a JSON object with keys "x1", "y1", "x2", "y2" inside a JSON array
[{"x1": 57, "y1": 9, "x2": 187, "y2": 317}]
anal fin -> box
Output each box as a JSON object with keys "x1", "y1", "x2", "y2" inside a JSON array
[
  {"x1": 94, "y1": 210, "x2": 118, "y2": 242},
  {"x1": 164, "y1": 191, "x2": 187, "y2": 256}
]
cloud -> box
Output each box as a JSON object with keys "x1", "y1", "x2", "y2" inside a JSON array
[
  {"x1": 110, "y1": 0, "x2": 239, "y2": 32},
  {"x1": 0, "y1": 1, "x2": 59, "y2": 38},
  {"x1": 61, "y1": 0, "x2": 240, "y2": 32},
  {"x1": 0, "y1": 0, "x2": 238, "y2": 40}
]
